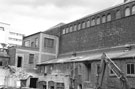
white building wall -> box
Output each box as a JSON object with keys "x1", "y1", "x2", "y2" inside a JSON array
[
  {"x1": 8, "y1": 32, "x2": 24, "y2": 46},
  {"x1": 0, "y1": 22, "x2": 10, "y2": 48}
]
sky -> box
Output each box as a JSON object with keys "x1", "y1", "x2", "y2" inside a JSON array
[{"x1": 0, "y1": 0, "x2": 124, "y2": 36}]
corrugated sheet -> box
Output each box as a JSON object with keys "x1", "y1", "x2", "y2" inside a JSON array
[{"x1": 38, "y1": 49, "x2": 135, "y2": 65}]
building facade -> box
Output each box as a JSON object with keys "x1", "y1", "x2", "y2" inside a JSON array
[
  {"x1": 0, "y1": 22, "x2": 24, "y2": 48},
  {"x1": 8, "y1": 31, "x2": 24, "y2": 46},
  {"x1": 37, "y1": 1, "x2": 135, "y2": 89}
]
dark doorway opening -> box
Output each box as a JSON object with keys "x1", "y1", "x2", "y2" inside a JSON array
[
  {"x1": 17, "y1": 56, "x2": 22, "y2": 67},
  {"x1": 30, "y1": 78, "x2": 38, "y2": 88}
]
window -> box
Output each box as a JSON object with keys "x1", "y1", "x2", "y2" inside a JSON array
[
  {"x1": 96, "y1": 64, "x2": 100, "y2": 75},
  {"x1": 86, "y1": 20, "x2": 90, "y2": 27},
  {"x1": 69, "y1": 26, "x2": 73, "y2": 32},
  {"x1": 116, "y1": 10, "x2": 121, "y2": 19},
  {"x1": 78, "y1": 23, "x2": 81, "y2": 30},
  {"x1": 125, "y1": 7, "x2": 130, "y2": 16},
  {"x1": 29, "y1": 54, "x2": 34, "y2": 64},
  {"x1": 44, "y1": 38, "x2": 54, "y2": 48},
  {"x1": 56, "y1": 83, "x2": 64, "y2": 89},
  {"x1": 82, "y1": 22, "x2": 85, "y2": 29},
  {"x1": 107, "y1": 13, "x2": 111, "y2": 21},
  {"x1": 96, "y1": 17, "x2": 100, "y2": 25},
  {"x1": 127, "y1": 63, "x2": 135, "y2": 75},
  {"x1": 0, "y1": 61, "x2": 2, "y2": 66},
  {"x1": 132, "y1": 5, "x2": 135, "y2": 15},
  {"x1": 0, "y1": 27, "x2": 4, "y2": 31},
  {"x1": 102, "y1": 15, "x2": 106, "y2": 23},
  {"x1": 31, "y1": 42, "x2": 34, "y2": 47},
  {"x1": 73, "y1": 25, "x2": 77, "y2": 31},
  {"x1": 65, "y1": 27, "x2": 69, "y2": 33},
  {"x1": 109, "y1": 69, "x2": 115, "y2": 76},
  {"x1": 62, "y1": 29, "x2": 66, "y2": 34},
  {"x1": 91, "y1": 18, "x2": 95, "y2": 26},
  {"x1": 35, "y1": 38, "x2": 39, "y2": 47},
  {"x1": 24, "y1": 41, "x2": 30, "y2": 47}
]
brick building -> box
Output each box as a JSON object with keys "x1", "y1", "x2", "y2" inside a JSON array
[
  {"x1": 37, "y1": 1, "x2": 135, "y2": 89},
  {"x1": 8, "y1": 32, "x2": 59, "y2": 88}
]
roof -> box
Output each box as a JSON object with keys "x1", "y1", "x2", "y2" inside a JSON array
[
  {"x1": 62, "y1": 0, "x2": 135, "y2": 26},
  {"x1": 23, "y1": 31, "x2": 43, "y2": 38},
  {"x1": 37, "y1": 49, "x2": 135, "y2": 65}
]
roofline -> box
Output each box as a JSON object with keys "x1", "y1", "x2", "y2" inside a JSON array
[
  {"x1": 0, "y1": 22, "x2": 10, "y2": 25},
  {"x1": 23, "y1": 31, "x2": 43, "y2": 38},
  {"x1": 62, "y1": 0, "x2": 134, "y2": 26}
]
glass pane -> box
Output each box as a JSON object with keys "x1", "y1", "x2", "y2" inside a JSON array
[
  {"x1": 96, "y1": 17, "x2": 100, "y2": 25},
  {"x1": 87, "y1": 20, "x2": 90, "y2": 27},
  {"x1": 131, "y1": 64, "x2": 135, "y2": 74},
  {"x1": 107, "y1": 14, "x2": 111, "y2": 21},
  {"x1": 127, "y1": 64, "x2": 131, "y2": 74},
  {"x1": 102, "y1": 15, "x2": 106, "y2": 23},
  {"x1": 91, "y1": 18, "x2": 95, "y2": 26},
  {"x1": 125, "y1": 7, "x2": 130, "y2": 16},
  {"x1": 116, "y1": 10, "x2": 121, "y2": 19},
  {"x1": 62, "y1": 29, "x2": 66, "y2": 34},
  {"x1": 132, "y1": 5, "x2": 135, "y2": 15}
]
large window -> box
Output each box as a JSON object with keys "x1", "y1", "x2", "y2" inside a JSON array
[
  {"x1": 62, "y1": 29, "x2": 66, "y2": 34},
  {"x1": 73, "y1": 25, "x2": 77, "y2": 31},
  {"x1": 107, "y1": 13, "x2": 111, "y2": 22},
  {"x1": 127, "y1": 63, "x2": 135, "y2": 75},
  {"x1": 91, "y1": 18, "x2": 95, "y2": 26},
  {"x1": 0, "y1": 27, "x2": 4, "y2": 31},
  {"x1": 102, "y1": 15, "x2": 106, "y2": 23},
  {"x1": 125, "y1": 7, "x2": 130, "y2": 16},
  {"x1": 132, "y1": 5, "x2": 135, "y2": 15},
  {"x1": 65, "y1": 27, "x2": 69, "y2": 33},
  {"x1": 96, "y1": 17, "x2": 100, "y2": 25},
  {"x1": 78, "y1": 23, "x2": 81, "y2": 30},
  {"x1": 69, "y1": 26, "x2": 73, "y2": 32},
  {"x1": 35, "y1": 38, "x2": 39, "y2": 47},
  {"x1": 82, "y1": 22, "x2": 85, "y2": 29},
  {"x1": 24, "y1": 41, "x2": 30, "y2": 47},
  {"x1": 86, "y1": 20, "x2": 90, "y2": 27},
  {"x1": 44, "y1": 38, "x2": 54, "y2": 48},
  {"x1": 29, "y1": 54, "x2": 34, "y2": 64},
  {"x1": 116, "y1": 10, "x2": 121, "y2": 19}
]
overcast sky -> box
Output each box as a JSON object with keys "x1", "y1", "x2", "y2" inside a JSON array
[{"x1": 0, "y1": 0, "x2": 124, "y2": 36}]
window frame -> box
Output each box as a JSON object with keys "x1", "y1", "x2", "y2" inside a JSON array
[
  {"x1": 82, "y1": 21, "x2": 86, "y2": 29},
  {"x1": 0, "y1": 27, "x2": 4, "y2": 31},
  {"x1": 86, "y1": 20, "x2": 90, "y2": 27},
  {"x1": 116, "y1": 10, "x2": 121, "y2": 19},
  {"x1": 29, "y1": 54, "x2": 34, "y2": 64},
  {"x1": 35, "y1": 38, "x2": 39, "y2": 48},
  {"x1": 96, "y1": 17, "x2": 100, "y2": 25},
  {"x1": 62, "y1": 29, "x2": 66, "y2": 34},
  {"x1": 44, "y1": 38, "x2": 54, "y2": 48},
  {"x1": 24, "y1": 40, "x2": 30, "y2": 47},
  {"x1": 125, "y1": 7, "x2": 130, "y2": 17},
  {"x1": 102, "y1": 15, "x2": 106, "y2": 23},
  {"x1": 107, "y1": 13, "x2": 111, "y2": 22},
  {"x1": 126, "y1": 63, "x2": 135, "y2": 76},
  {"x1": 132, "y1": 5, "x2": 135, "y2": 15},
  {"x1": 91, "y1": 18, "x2": 95, "y2": 26},
  {"x1": 78, "y1": 23, "x2": 81, "y2": 30}
]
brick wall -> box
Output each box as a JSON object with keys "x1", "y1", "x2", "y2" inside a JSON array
[{"x1": 59, "y1": 15, "x2": 135, "y2": 54}]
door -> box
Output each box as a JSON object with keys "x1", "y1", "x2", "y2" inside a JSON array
[{"x1": 17, "y1": 56, "x2": 22, "y2": 67}]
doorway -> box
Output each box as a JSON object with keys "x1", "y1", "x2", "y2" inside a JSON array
[
  {"x1": 17, "y1": 56, "x2": 22, "y2": 67},
  {"x1": 30, "y1": 78, "x2": 38, "y2": 88}
]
